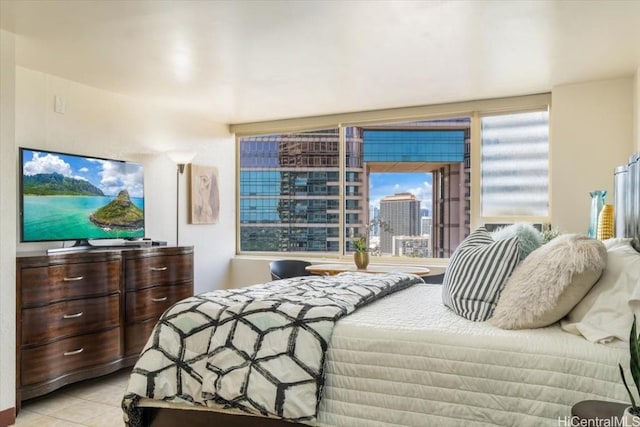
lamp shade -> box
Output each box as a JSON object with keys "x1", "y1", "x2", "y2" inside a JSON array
[{"x1": 167, "y1": 151, "x2": 196, "y2": 165}]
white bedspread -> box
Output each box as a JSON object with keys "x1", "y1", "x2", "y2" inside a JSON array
[{"x1": 317, "y1": 284, "x2": 629, "y2": 427}]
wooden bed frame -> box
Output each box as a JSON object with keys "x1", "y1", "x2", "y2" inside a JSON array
[{"x1": 143, "y1": 407, "x2": 306, "y2": 427}]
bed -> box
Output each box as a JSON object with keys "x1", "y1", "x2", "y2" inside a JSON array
[
  {"x1": 123, "y1": 151, "x2": 640, "y2": 427},
  {"x1": 122, "y1": 275, "x2": 630, "y2": 427}
]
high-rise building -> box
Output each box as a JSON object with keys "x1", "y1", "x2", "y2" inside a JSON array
[
  {"x1": 379, "y1": 192, "x2": 421, "y2": 254},
  {"x1": 239, "y1": 130, "x2": 367, "y2": 252},
  {"x1": 421, "y1": 216, "x2": 432, "y2": 237},
  {"x1": 369, "y1": 205, "x2": 380, "y2": 236}
]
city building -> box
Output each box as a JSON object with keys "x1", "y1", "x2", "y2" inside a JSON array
[
  {"x1": 239, "y1": 129, "x2": 367, "y2": 253},
  {"x1": 421, "y1": 216, "x2": 432, "y2": 237},
  {"x1": 392, "y1": 235, "x2": 431, "y2": 257},
  {"x1": 379, "y1": 192, "x2": 421, "y2": 254},
  {"x1": 239, "y1": 120, "x2": 471, "y2": 257}
]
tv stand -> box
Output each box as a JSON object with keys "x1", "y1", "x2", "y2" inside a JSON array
[
  {"x1": 46, "y1": 239, "x2": 95, "y2": 254},
  {"x1": 46, "y1": 239, "x2": 151, "y2": 254},
  {"x1": 16, "y1": 245, "x2": 194, "y2": 409},
  {"x1": 71, "y1": 238, "x2": 92, "y2": 247}
]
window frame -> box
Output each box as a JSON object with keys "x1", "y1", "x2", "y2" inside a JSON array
[
  {"x1": 471, "y1": 107, "x2": 551, "y2": 230},
  {"x1": 233, "y1": 94, "x2": 551, "y2": 261}
]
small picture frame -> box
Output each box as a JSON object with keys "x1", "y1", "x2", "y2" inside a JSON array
[{"x1": 190, "y1": 164, "x2": 219, "y2": 224}]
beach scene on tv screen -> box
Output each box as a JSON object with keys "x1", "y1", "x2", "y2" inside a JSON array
[{"x1": 21, "y1": 149, "x2": 144, "y2": 242}]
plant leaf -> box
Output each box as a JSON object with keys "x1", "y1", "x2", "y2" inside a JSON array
[
  {"x1": 620, "y1": 363, "x2": 638, "y2": 410},
  {"x1": 631, "y1": 314, "x2": 640, "y2": 405}
]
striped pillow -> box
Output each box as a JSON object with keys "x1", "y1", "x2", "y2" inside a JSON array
[{"x1": 442, "y1": 227, "x2": 520, "y2": 321}]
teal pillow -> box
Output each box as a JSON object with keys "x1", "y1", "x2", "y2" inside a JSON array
[{"x1": 492, "y1": 223, "x2": 543, "y2": 261}]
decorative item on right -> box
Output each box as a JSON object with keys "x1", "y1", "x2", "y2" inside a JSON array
[
  {"x1": 588, "y1": 190, "x2": 607, "y2": 238},
  {"x1": 353, "y1": 228, "x2": 370, "y2": 270},
  {"x1": 352, "y1": 219, "x2": 392, "y2": 270},
  {"x1": 353, "y1": 250, "x2": 369, "y2": 270},
  {"x1": 597, "y1": 204, "x2": 614, "y2": 240}
]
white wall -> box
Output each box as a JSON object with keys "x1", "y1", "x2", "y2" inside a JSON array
[
  {"x1": 0, "y1": 29, "x2": 17, "y2": 416},
  {"x1": 551, "y1": 78, "x2": 634, "y2": 234},
  {"x1": 0, "y1": 63, "x2": 236, "y2": 415},
  {"x1": 14, "y1": 67, "x2": 236, "y2": 294}
]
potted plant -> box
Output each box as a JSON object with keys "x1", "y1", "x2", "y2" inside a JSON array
[
  {"x1": 352, "y1": 219, "x2": 392, "y2": 270},
  {"x1": 353, "y1": 234, "x2": 369, "y2": 270},
  {"x1": 619, "y1": 314, "x2": 640, "y2": 423}
]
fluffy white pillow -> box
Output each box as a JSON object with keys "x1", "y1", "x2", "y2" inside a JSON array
[
  {"x1": 490, "y1": 234, "x2": 606, "y2": 329},
  {"x1": 442, "y1": 227, "x2": 519, "y2": 321},
  {"x1": 561, "y1": 238, "x2": 640, "y2": 343}
]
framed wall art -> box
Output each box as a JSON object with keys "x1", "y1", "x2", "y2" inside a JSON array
[{"x1": 190, "y1": 164, "x2": 219, "y2": 224}]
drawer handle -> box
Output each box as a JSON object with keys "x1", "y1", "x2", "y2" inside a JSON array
[
  {"x1": 150, "y1": 266, "x2": 168, "y2": 272},
  {"x1": 63, "y1": 275, "x2": 84, "y2": 282},
  {"x1": 63, "y1": 311, "x2": 84, "y2": 319},
  {"x1": 151, "y1": 296, "x2": 168, "y2": 302},
  {"x1": 63, "y1": 348, "x2": 84, "y2": 356}
]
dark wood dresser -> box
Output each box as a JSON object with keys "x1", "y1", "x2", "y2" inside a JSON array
[
  {"x1": 16, "y1": 245, "x2": 194, "y2": 407},
  {"x1": 123, "y1": 247, "x2": 194, "y2": 362}
]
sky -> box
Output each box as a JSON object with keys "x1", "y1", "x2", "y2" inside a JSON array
[
  {"x1": 369, "y1": 172, "x2": 433, "y2": 213},
  {"x1": 22, "y1": 149, "x2": 144, "y2": 198}
]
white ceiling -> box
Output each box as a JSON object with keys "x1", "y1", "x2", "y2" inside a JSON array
[{"x1": 1, "y1": 0, "x2": 640, "y2": 124}]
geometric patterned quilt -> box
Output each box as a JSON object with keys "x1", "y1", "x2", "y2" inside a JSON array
[{"x1": 122, "y1": 272, "x2": 423, "y2": 426}]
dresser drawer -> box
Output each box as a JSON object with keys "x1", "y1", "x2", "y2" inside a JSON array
[
  {"x1": 125, "y1": 254, "x2": 193, "y2": 290},
  {"x1": 125, "y1": 318, "x2": 158, "y2": 356},
  {"x1": 21, "y1": 328, "x2": 121, "y2": 386},
  {"x1": 125, "y1": 282, "x2": 193, "y2": 322},
  {"x1": 22, "y1": 294, "x2": 120, "y2": 346},
  {"x1": 21, "y1": 260, "x2": 121, "y2": 306}
]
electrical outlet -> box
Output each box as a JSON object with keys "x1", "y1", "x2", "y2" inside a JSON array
[{"x1": 54, "y1": 96, "x2": 66, "y2": 114}]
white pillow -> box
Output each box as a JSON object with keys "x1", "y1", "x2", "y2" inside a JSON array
[
  {"x1": 490, "y1": 234, "x2": 606, "y2": 329},
  {"x1": 442, "y1": 227, "x2": 519, "y2": 321},
  {"x1": 561, "y1": 239, "x2": 640, "y2": 343}
]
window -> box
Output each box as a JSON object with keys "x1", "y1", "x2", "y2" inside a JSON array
[
  {"x1": 480, "y1": 111, "x2": 549, "y2": 219},
  {"x1": 234, "y1": 95, "x2": 551, "y2": 258},
  {"x1": 239, "y1": 129, "x2": 341, "y2": 253},
  {"x1": 239, "y1": 121, "x2": 472, "y2": 257},
  {"x1": 342, "y1": 119, "x2": 470, "y2": 258}
]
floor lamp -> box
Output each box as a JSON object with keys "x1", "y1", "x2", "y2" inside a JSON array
[{"x1": 167, "y1": 151, "x2": 196, "y2": 246}]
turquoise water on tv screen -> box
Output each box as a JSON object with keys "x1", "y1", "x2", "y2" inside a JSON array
[{"x1": 22, "y1": 195, "x2": 144, "y2": 241}]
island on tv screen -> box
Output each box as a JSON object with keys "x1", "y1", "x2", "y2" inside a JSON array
[{"x1": 21, "y1": 149, "x2": 145, "y2": 242}]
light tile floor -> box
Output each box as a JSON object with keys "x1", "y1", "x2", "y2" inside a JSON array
[{"x1": 12, "y1": 368, "x2": 131, "y2": 427}]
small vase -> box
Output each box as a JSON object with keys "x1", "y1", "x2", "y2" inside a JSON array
[
  {"x1": 354, "y1": 252, "x2": 369, "y2": 270},
  {"x1": 588, "y1": 190, "x2": 607, "y2": 238},
  {"x1": 597, "y1": 204, "x2": 614, "y2": 240},
  {"x1": 623, "y1": 407, "x2": 640, "y2": 426}
]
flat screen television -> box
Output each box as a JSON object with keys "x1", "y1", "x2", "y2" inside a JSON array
[{"x1": 19, "y1": 147, "x2": 145, "y2": 248}]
